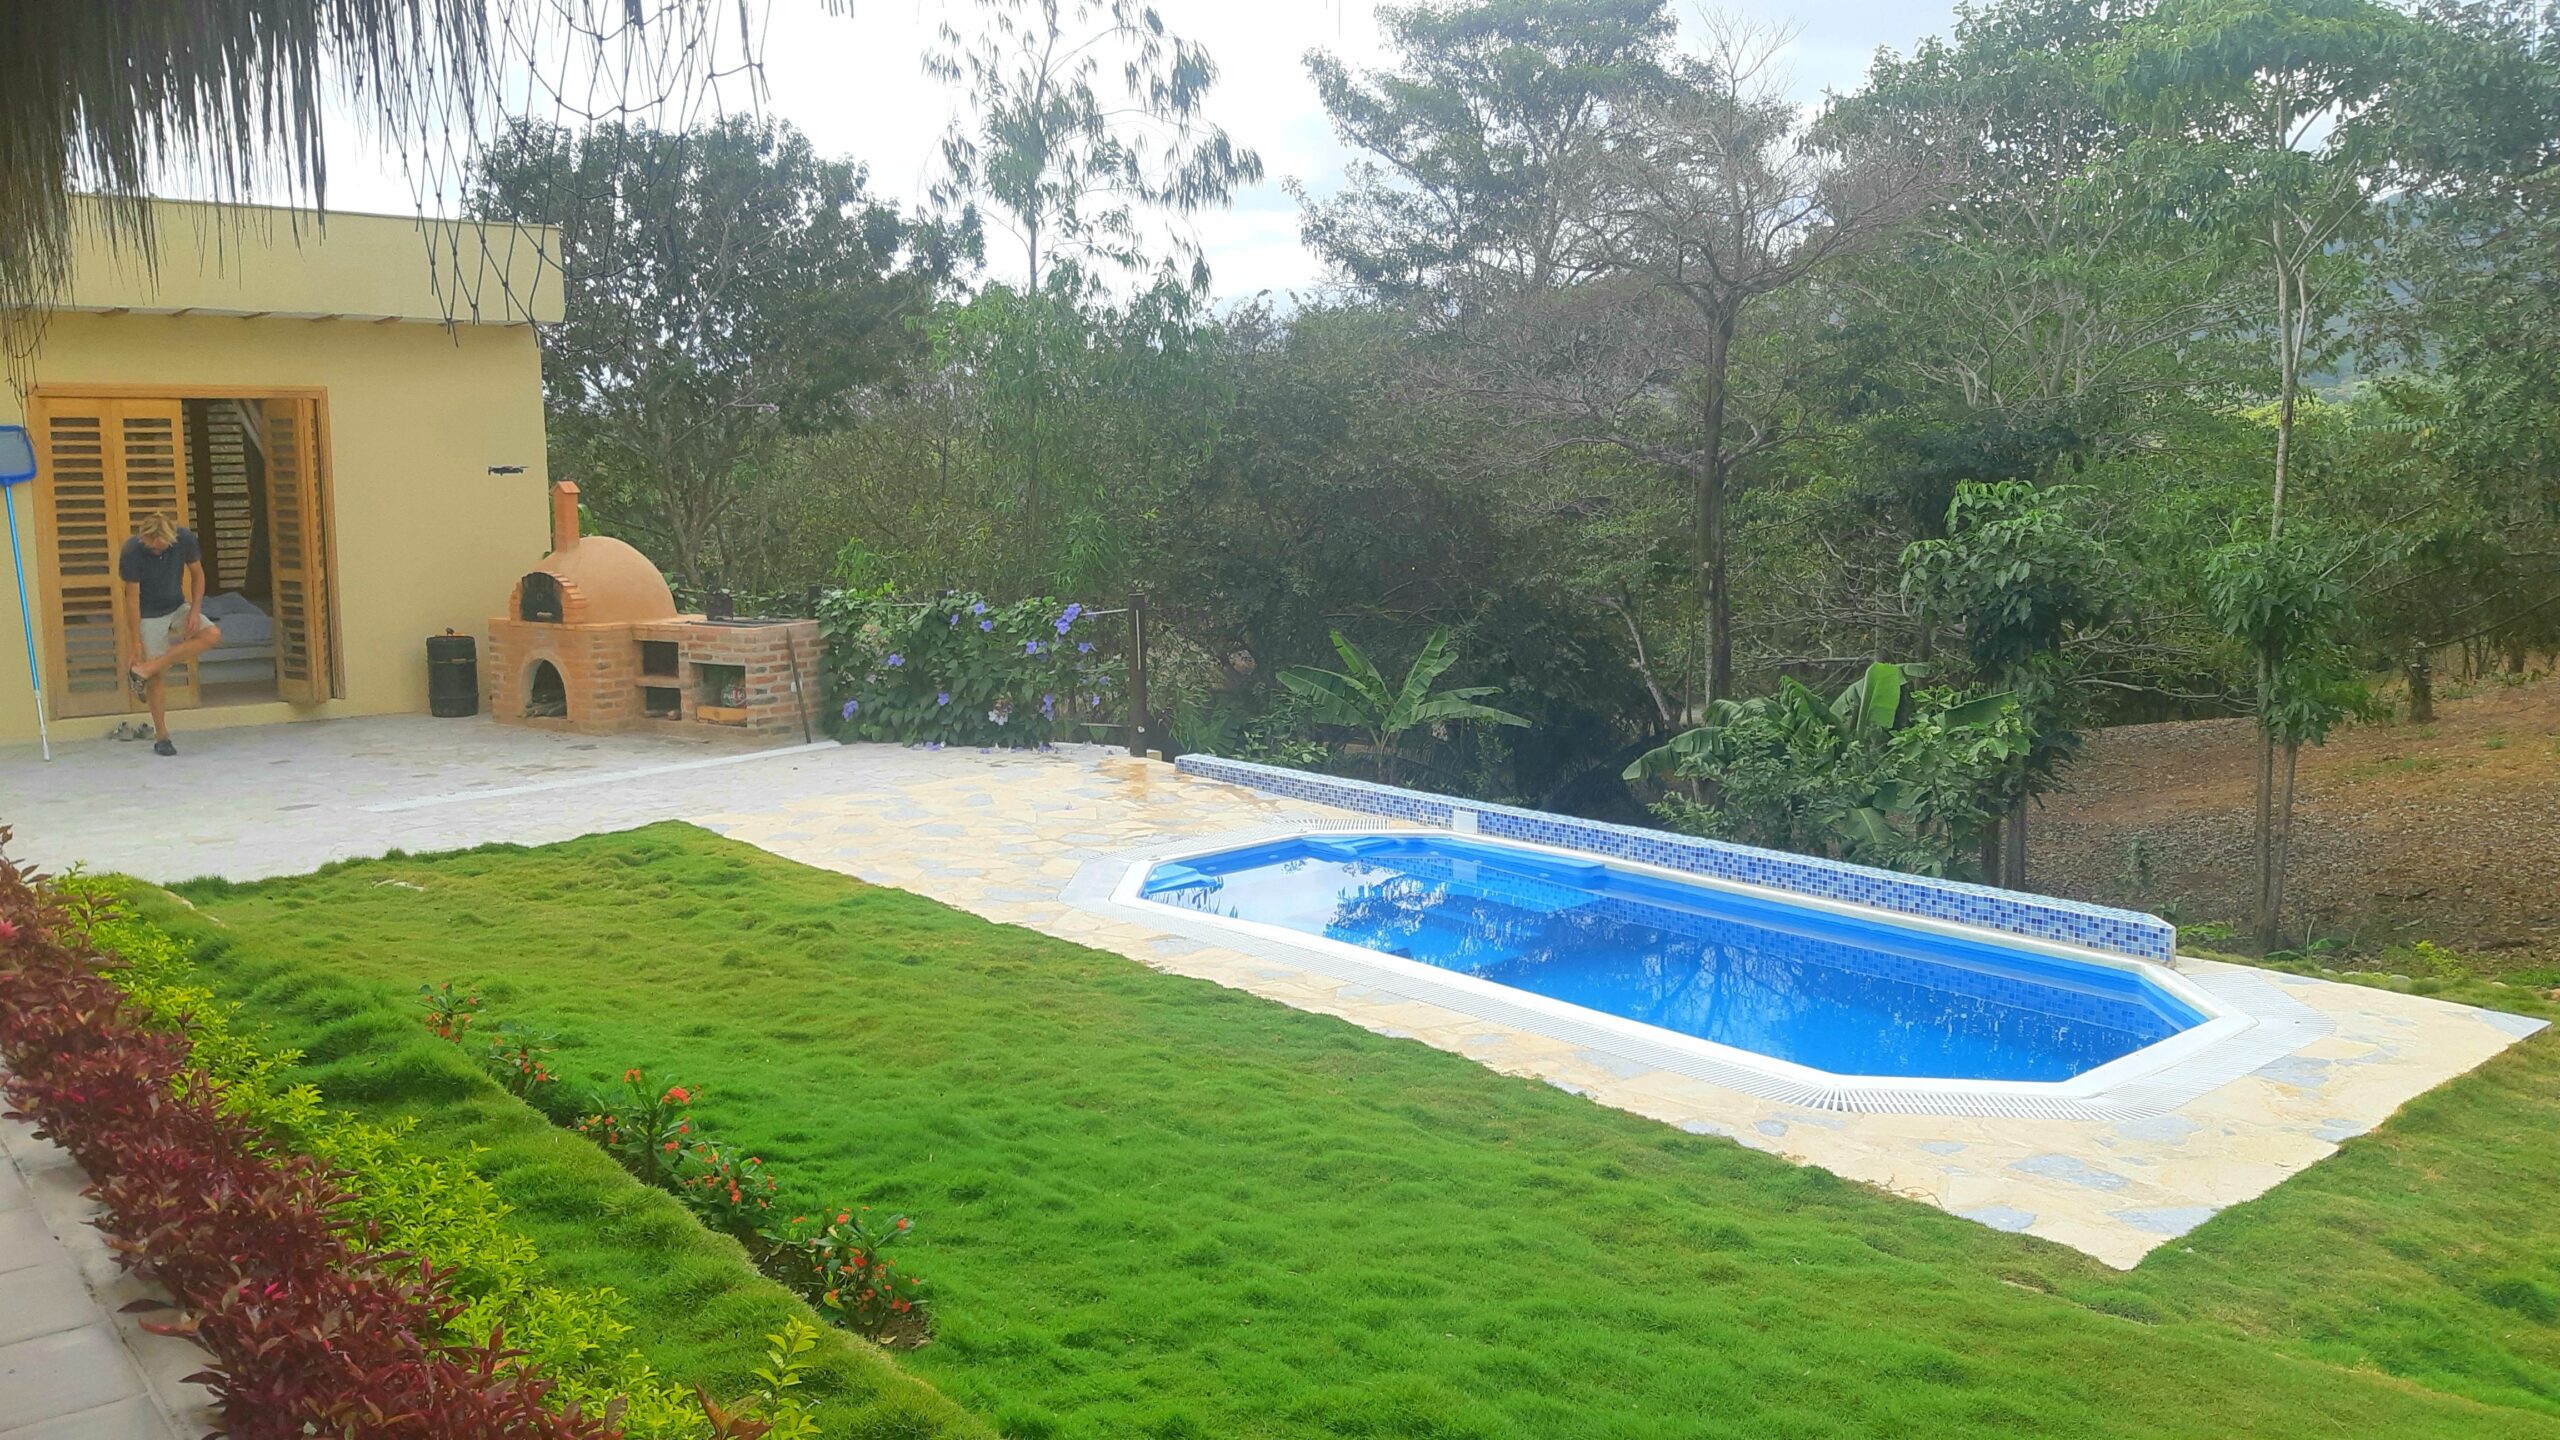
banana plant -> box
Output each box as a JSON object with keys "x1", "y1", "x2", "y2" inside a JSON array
[
  {"x1": 1624, "y1": 662, "x2": 2025, "y2": 876},
  {"x1": 1280, "y1": 627, "x2": 1529, "y2": 783}
]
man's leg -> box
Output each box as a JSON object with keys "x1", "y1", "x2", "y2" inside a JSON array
[
  {"x1": 132, "y1": 617, "x2": 222, "y2": 682},
  {"x1": 134, "y1": 616, "x2": 219, "y2": 756}
]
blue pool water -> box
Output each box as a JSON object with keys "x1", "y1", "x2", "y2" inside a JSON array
[{"x1": 1142, "y1": 834, "x2": 2201, "y2": 1083}]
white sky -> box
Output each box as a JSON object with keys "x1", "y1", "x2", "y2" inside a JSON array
[{"x1": 317, "y1": 0, "x2": 1966, "y2": 301}]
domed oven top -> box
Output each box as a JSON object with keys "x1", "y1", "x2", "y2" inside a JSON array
[
  {"x1": 518, "y1": 536, "x2": 677, "y2": 625},
  {"x1": 504, "y1": 480, "x2": 678, "y2": 626}
]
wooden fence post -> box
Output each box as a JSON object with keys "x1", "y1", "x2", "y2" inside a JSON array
[{"x1": 1126, "y1": 589, "x2": 1149, "y2": 759}]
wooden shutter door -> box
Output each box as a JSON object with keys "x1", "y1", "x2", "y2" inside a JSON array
[
  {"x1": 111, "y1": 399, "x2": 199, "y2": 710},
  {"x1": 29, "y1": 398, "x2": 127, "y2": 718},
  {"x1": 264, "y1": 398, "x2": 333, "y2": 702}
]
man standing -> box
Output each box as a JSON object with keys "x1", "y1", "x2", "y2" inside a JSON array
[{"x1": 119, "y1": 511, "x2": 222, "y2": 756}]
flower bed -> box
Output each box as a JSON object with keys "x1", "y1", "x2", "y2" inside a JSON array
[
  {"x1": 424, "y1": 988, "x2": 929, "y2": 1346},
  {"x1": 819, "y1": 591, "x2": 1116, "y2": 749},
  {"x1": 0, "y1": 830, "x2": 827, "y2": 1439}
]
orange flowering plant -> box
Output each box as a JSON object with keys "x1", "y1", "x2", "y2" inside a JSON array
[
  {"x1": 769, "y1": 1207, "x2": 924, "y2": 1342},
  {"x1": 682, "y1": 1137, "x2": 782, "y2": 1236},
  {"x1": 417, "y1": 979, "x2": 482, "y2": 1041},
  {"x1": 479, "y1": 1020, "x2": 560, "y2": 1100},
  {"x1": 575, "y1": 1068, "x2": 697, "y2": 1188}
]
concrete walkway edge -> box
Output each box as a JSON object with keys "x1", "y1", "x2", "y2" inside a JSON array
[{"x1": 0, "y1": 1106, "x2": 214, "y2": 1439}]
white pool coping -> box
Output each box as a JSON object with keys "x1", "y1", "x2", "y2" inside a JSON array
[{"x1": 1078, "y1": 824, "x2": 2334, "y2": 1121}]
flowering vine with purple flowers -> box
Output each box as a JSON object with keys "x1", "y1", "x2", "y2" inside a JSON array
[{"x1": 818, "y1": 590, "x2": 1122, "y2": 749}]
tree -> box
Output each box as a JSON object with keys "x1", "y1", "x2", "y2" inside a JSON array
[
  {"x1": 1583, "y1": 20, "x2": 1938, "y2": 702},
  {"x1": 2104, "y1": 0, "x2": 2417, "y2": 539},
  {"x1": 472, "y1": 117, "x2": 946, "y2": 589},
  {"x1": 1302, "y1": 0, "x2": 1675, "y2": 304},
  {"x1": 1281, "y1": 627, "x2": 1529, "y2": 784},
  {"x1": 922, "y1": 0, "x2": 1258, "y2": 586},
  {"x1": 2205, "y1": 527, "x2": 2363, "y2": 947},
  {"x1": 1825, "y1": 0, "x2": 2243, "y2": 533},
  {"x1": 1901, "y1": 481, "x2": 2114, "y2": 887},
  {"x1": 925, "y1": 0, "x2": 1262, "y2": 291}
]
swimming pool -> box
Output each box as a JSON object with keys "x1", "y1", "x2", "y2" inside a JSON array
[{"x1": 1135, "y1": 833, "x2": 2210, "y2": 1085}]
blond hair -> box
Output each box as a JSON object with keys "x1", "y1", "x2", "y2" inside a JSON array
[{"x1": 136, "y1": 512, "x2": 177, "y2": 545}]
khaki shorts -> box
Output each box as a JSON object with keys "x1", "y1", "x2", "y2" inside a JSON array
[{"x1": 140, "y1": 610, "x2": 205, "y2": 661}]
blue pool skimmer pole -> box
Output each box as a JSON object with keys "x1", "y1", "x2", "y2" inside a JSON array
[{"x1": 0, "y1": 425, "x2": 48, "y2": 761}]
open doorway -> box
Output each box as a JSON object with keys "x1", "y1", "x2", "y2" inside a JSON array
[
  {"x1": 27, "y1": 389, "x2": 333, "y2": 720},
  {"x1": 182, "y1": 399, "x2": 281, "y2": 707}
]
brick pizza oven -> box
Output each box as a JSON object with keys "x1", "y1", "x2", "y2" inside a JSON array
[{"x1": 487, "y1": 482, "x2": 820, "y2": 740}]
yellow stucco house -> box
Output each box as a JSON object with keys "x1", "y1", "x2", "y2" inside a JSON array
[{"x1": 2, "y1": 199, "x2": 562, "y2": 745}]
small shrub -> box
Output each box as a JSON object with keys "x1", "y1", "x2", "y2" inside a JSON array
[
  {"x1": 579, "y1": 1068, "x2": 700, "y2": 1188},
  {"x1": 769, "y1": 1208, "x2": 926, "y2": 1342},
  {"x1": 421, "y1": 979, "x2": 484, "y2": 1041},
  {"x1": 681, "y1": 1138, "x2": 783, "y2": 1237},
  {"x1": 483, "y1": 1019, "x2": 563, "y2": 1099}
]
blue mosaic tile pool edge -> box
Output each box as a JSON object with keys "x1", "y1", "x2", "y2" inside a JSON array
[{"x1": 1174, "y1": 755, "x2": 2177, "y2": 963}]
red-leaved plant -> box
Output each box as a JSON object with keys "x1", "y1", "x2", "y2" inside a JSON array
[{"x1": 0, "y1": 828, "x2": 622, "y2": 1438}]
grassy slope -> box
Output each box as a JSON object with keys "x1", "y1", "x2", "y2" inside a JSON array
[
  {"x1": 156, "y1": 824, "x2": 2560, "y2": 1440},
  {"x1": 126, "y1": 880, "x2": 992, "y2": 1440}
]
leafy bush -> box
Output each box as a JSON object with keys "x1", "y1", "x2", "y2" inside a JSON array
[
  {"x1": 0, "y1": 838, "x2": 621, "y2": 1439},
  {"x1": 11, "y1": 857, "x2": 840, "y2": 1439},
  {"x1": 1628, "y1": 662, "x2": 2033, "y2": 878},
  {"x1": 819, "y1": 590, "x2": 1116, "y2": 748},
  {"x1": 771, "y1": 1208, "x2": 924, "y2": 1343}
]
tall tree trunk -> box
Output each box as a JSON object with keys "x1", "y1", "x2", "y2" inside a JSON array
[
  {"x1": 1698, "y1": 312, "x2": 1738, "y2": 703},
  {"x1": 2253, "y1": 705, "x2": 2279, "y2": 951},
  {"x1": 2004, "y1": 797, "x2": 2028, "y2": 891},
  {"x1": 2270, "y1": 231, "x2": 2297, "y2": 542},
  {"x1": 1978, "y1": 817, "x2": 2003, "y2": 888},
  {"x1": 2269, "y1": 740, "x2": 2302, "y2": 948},
  {"x1": 2405, "y1": 653, "x2": 2434, "y2": 723}
]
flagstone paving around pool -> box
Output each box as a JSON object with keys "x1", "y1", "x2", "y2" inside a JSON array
[{"x1": 4, "y1": 715, "x2": 2542, "y2": 1267}]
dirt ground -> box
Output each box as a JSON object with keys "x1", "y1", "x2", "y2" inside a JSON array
[{"x1": 2030, "y1": 673, "x2": 2560, "y2": 982}]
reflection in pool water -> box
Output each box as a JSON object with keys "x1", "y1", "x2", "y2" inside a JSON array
[{"x1": 1142, "y1": 835, "x2": 2199, "y2": 1083}]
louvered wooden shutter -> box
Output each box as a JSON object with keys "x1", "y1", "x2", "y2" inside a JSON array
[
  {"x1": 199, "y1": 401, "x2": 258, "y2": 593},
  {"x1": 29, "y1": 399, "x2": 126, "y2": 718},
  {"x1": 113, "y1": 399, "x2": 199, "y2": 710},
  {"x1": 264, "y1": 398, "x2": 334, "y2": 702}
]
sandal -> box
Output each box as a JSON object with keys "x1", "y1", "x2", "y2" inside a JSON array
[{"x1": 126, "y1": 667, "x2": 151, "y2": 702}]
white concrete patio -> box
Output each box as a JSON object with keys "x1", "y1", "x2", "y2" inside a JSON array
[{"x1": 0, "y1": 713, "x2": 2544, "y2": 1270}]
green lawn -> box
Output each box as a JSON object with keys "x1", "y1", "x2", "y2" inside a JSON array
[{"x1": 152, "y1": 823, "x2": 2560, "y2": 1440}]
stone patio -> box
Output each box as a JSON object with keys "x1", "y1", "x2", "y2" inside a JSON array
[{"x1": 1, "y1": 714, "x2": 2544, "y2": 1270}]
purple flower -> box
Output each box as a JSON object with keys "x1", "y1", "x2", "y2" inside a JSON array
[
  {"x1": 948, "y1": 614, "x2": 960, "y2": 627},
  {"x1": 1076, "y1": 640, "x2": 1093, "y2": 654},
  {"x1": 1025, "y1": 640, "x2": 1043, "y2": 655},
  {"x1": 926, "y1": 740, "x2": 944, "y2": 751},
  {"x1": 1054, "y1": 617, "x2": 1073, "y2": 635},
  {"x1": 936, "y1": 691, "x2": 950, "y2": 707},
  {"x1": 1039, "y1": 693, "x2": 1056, "y2": 720},
  {"x1": 979, "y1": 619, "x2": 994, "y2": 632},
  {"x1": 1063, "y1": 602, "x2": 1083, "y2": 623},
  {"x1": 840, "y1": 698, "x2": 860, "y2": 719},
  {"x1": 1088, "y1": 694, "x2": 1102, "y2": 710},
  {"x1": 885, "y1": 652, "x2": 904, "y2": 668},
  {"x1": 971, "y1": 601, "x2": 987, "y2": 615}
]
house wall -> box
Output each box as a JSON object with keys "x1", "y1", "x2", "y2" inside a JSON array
[{"x1": 0, "y1": 310, "x2": 552, "y2": 744}]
